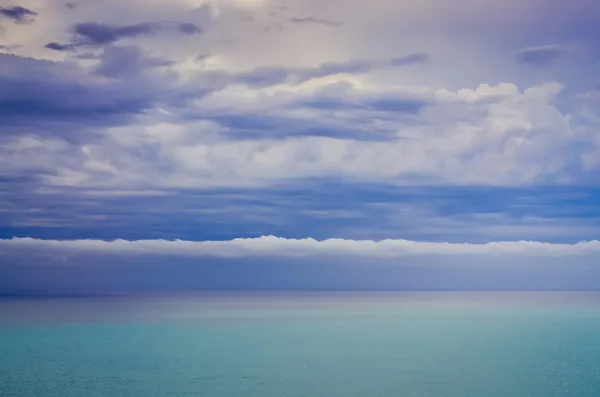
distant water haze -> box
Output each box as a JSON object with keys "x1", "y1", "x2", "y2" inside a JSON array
[{"x1": 3, "y1": 291, "x2": 600, "y2": 325}]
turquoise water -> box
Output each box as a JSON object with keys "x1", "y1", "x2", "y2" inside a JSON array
[{"x1": 1, "y1": 293, "x2": 600, "y2": 396}]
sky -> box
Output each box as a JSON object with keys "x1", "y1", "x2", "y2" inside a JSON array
[{"x1": 1, "y1": 0, "x2": 600, "y2": 293}]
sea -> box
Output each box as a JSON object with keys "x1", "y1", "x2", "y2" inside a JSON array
[{"x1": 1, "y1": 292, "x2": 600, "y2": 397}]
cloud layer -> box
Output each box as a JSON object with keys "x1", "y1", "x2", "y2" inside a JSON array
[
  {"x1": 0, "y1": 0, "x2": 599, "y2": 264},
  {"x1": 1, "y1": 0, "x2": 598, "y2": 194},
  {"x1": 0, "y1": 5, "x2": 37, "y2": 23},
  {"x1": 3, "y1": 237, "x2": 600, "y2": 293},
  {"x1": 3, "y1": 236, "x2": 600, "y2": 259}
]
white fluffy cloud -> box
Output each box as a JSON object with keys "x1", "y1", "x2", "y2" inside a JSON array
[
  {"x1": 2, "y1": 236, "x2": 599, "y2": 259},
  {"x1": 2, "y1": 80, "x2": 592, "y2": 190}
]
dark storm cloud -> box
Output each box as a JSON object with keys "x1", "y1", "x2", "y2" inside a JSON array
[
  {"x1": 515, "y1": 45, "x2": 568, "y2": 68},
  {"x1": 0, "y1": 5, "x2": 37, "y2": 23}
]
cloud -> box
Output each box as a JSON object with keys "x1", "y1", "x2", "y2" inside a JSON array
[
  {"x1": 390, "y1": 53, "x2": 430, "y2": 66},
  {"x1": 0, "y1": 53, "x2": 164, "y2": 127},
  {"x1": 46, "y1": 21, "x2": 202, "y2": 51},
  {"x1": 0, "y1": 44, "x2": 21, "y2": 52},
  {"x1": 515, "y1": 45, "x2": 569, "y2": 68},
  {"x1": 1, "y1": 0, "x2": 600, "y2": 264},
  {"x1": 93, "y1": 46, "x2": 175, "y2": 78},
  {"x1": 288, "y1": 17, "x2": 341, "y2": 27},
  {"x1": 18, "y1": 81, "x2": 584, "y2": 190},
  {"x1": 1, "y1": 181, "x2": 598, "y2": 245},
  {"x1": 2, "y1": 236, "x2": 599, "y2": 259},
  {"x1": 177, "y1": 22, "x2": 202, "y2": 35},
  {"x1": 0, "y1": 5, "x2": 37, "y2": 23},
  {"x1": 3, "y1": 235, "x2": 600, "y2": 293},
  {"x1": 1, "y1": 78, "x2": 591, "y2": 192},
  {"x1": 44, "y1": 42, "x2": 75, "y2": 52},
  {"x1": 234, "y1": 53, "x2": 429, "y2": 87},
  {"x1": 72, "y1": 22, "x2": 161, "y2": 45}
]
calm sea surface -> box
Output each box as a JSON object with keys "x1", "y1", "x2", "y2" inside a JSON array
[{"x1": 1, "y1": 292, "x2": 600, "y2": 397}]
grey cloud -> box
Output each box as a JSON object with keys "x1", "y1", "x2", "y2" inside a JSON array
[
  {"x1": 515, "y1": 45, "x2": 568, "y2": 68},
  {"x1": 298, "y1": 96, "x2": 426, "y2": 114},
  {"x1": 0, "y1": 54, "x2": 165, "y2": 130},
  {"x1": 302, "y1": 59, "x2": 379, "y2": 77},
  {"x1": 0, "y1": 49, "x2": 233, "y2": 145},
  {"x1": 0, "y1": 5, "x2": 37, "y2": 23},
  {"x1": 236, "y1": 66, "x2": 290, "y2": 87},
  {"x1": 45, "y1": 42, "x2": 74, "y2": 52},
  {"x1": 294, "y1": 82, "x2": 428, "y2": 115},
  {"x1": 198, "y1": 80, "x2": 428, "y2": 140},
  {"x1": 236, "y1": 53, "x2": 429, "y2": 88},
  {"x1": 0, "y1": 44, "x2": 22, "y2": 52},
  {"x1": 207, "y1": 112, "x2": 387, "y2": 141},
  {"x1": 74, "y1": 22, "x2": 160, "y2": 45},
  {"x1": 1, "y1": 182, "x2": 599, "y2": 245},
  {"x1": 390, "y1": 53, "x2": 430, "y2": 66},
  {"x1": 93, "y1": 46, "x2": 174, "y2": 79},
  {"x1": 288, "y1": 17, "x2": 341, "y2": 27},
  {"x1": 75, "y1": 52, "x2": 100, "y2": 60},
  {"x1": 178, "y1": 23, "x2": 202, "y2": 35},
  {"x1": 47, "y1": 21, "x2": 202, "y2": 51}
]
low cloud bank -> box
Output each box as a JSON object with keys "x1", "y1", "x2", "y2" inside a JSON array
[
  {"x1": 3, "y1": 237, "x2": 600, "y2": 293},
  {"x1": 2, "y1": 236, "x2": 600, "y2": 259}
]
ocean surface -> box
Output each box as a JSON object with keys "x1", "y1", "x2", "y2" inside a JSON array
[{"x1": 1, "y1": 292, "x2": 600, "y2": 397}]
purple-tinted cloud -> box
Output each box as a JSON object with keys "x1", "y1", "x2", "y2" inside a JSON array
[
  {"x1": 2, "y1": 236, "x2": 600, "y2": 294},
  {"x1": 235, "y1": 53, "x2": 429, "y2": 87},
  {"x1": 0, "y1": 53, "x2": 166, "y2": 129},
  {"x1": 0, "y1": 5, "x2": 37, "y2": 23},
  {"x1": 93, "y1": 46, "x2": 174, "y2": 78},
  {"x1": 74, "y1": 22, "x2": 161, "y2": 45},
  {"x1": 515, "y1": 45, "x2": 569, "y2": 68},
  {"x1": 46, "y1": 21, "x2": 202, "y2": 51},
  {"x1": 45, "y1": 42, "x2": 75, "y2": 52},
  {"x1": 177, "y1": 23, "x2": 202, "y2": 35},
  {"x1": 288, "y1": 17, "x2": 341, "y2": 27}
]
